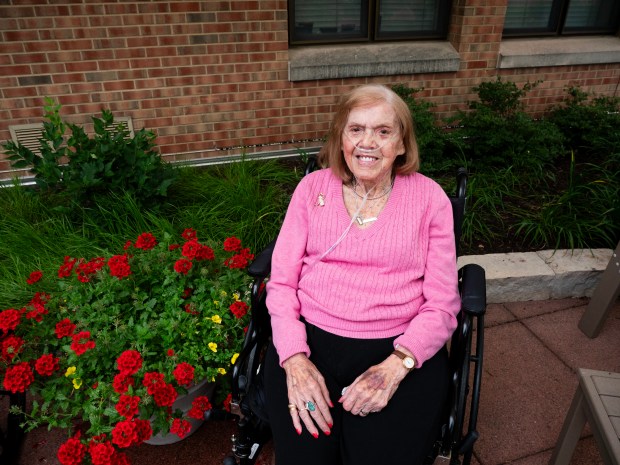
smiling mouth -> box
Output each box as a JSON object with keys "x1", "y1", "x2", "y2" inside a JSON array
[{"x1": 356, "y1": 154, "x2": 380, "y2": 162}]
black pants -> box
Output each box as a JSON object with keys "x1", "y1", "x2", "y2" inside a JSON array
[{"x1": 264, "y1": 322, "x2": 450, "y2": 465}]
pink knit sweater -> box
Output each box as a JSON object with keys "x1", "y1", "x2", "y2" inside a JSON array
[{"x1": 266, "y1": 168, "x2": 460, "y2": 367}]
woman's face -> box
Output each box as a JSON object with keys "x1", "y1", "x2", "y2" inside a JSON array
[{"x1": 341, "y1": 102, "x2": 404, "y2": 187}]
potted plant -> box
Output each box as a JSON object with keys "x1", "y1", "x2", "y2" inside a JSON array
[{"x1": 0, "y1": 228, "x2": 253, "y2": 465}]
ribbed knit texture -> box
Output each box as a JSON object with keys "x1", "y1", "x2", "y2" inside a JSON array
[{"x1": 266, "y1": 168, "x2": 460, "y2": 367}]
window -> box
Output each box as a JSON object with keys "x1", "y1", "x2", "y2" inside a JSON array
[
  {"x1": 503, "y1": 0, "x2": 620, "y2": 37},
  {"x1": 288, "y1": 0, "x2": 451, "y2": 45}
]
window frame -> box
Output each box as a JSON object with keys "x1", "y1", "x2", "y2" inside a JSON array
[
  {"x1": 502, "y1": 0, "x2": 620, "y2": 38},
  {"x1": 288, "y1": 0, "x2": 452, "y2": 46}
]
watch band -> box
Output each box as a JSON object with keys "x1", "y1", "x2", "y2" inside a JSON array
[{"x1": 391, "y1": 350, "x2": 416, "y2": 370}]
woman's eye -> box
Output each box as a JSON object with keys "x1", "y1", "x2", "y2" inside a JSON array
[{"x1": 378, "y1": 128, "x2": 392, "y2": 137}]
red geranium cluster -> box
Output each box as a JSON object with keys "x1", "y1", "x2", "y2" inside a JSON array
[
  {"x1": 108, "y1": 254, "x2": 132, "y2": 279},
  {"x1": 172, "y1": 362, "x2": 195, "y2": 386},
  {"x1": 75, "y1": 257, "x2": 106, "y2": 283},
  {"x1": 229, "y1": 300, "x2": 249, "y2": 319},
  {"x1": 188, "y1": 395, "x2": 213, "y2": 419},
  {"x1": 1, "y1": 334, "x2": 24, "y2": 361},
  {"x1": 2, "y1": 361, "x2": 34, "y2": 393},
  {"x1": 134, "y1": 232, "x2": 157, "y2": 250},
  {"x1": 0, "y1": 308, "x2": 21, "y2": 332},
  {"x1": 70, "y1": 331, "x2": 96, "y2": 356},
  {"x1": 170, "y1": 418, "x2": 192, "y2": 438},
  {"x1": 224, "y1": 247, "x2": 254, "y2": 269},
  {"x1": 35, "y1": 353, "x2": 60, "y2": 376},
  {"x1": 111, "y1": 418, "x2": 152, "y2": 448},
  {"x1": 116, "y1": 350, "x2": 142, "y2": 375},
  {"x1": 26, "y1": 270, "x2": 43, "y2": 285},
  {"x1": 55, "y1": 318, "x2": 77, "y2": 339}
]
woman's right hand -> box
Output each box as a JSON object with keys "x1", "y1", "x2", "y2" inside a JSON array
[{"x1": 282, "y1": 353, "x2": 333, "y2": 438}]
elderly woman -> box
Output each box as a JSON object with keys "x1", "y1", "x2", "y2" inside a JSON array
[{"x1": 263, "y1": 84, "x2": 461, "y2": 465}]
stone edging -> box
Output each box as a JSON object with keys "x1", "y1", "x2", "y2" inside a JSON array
[{"x1": 457, "y1": 248, "x2": 613, "y2": 304}]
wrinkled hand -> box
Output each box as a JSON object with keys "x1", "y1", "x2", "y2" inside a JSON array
[
  {"x1": 339, "y1": 355, "x2": 408, "y2": 416},
  {"x1": 282, "y1": 353, "x2": 334, "y2": 437}
]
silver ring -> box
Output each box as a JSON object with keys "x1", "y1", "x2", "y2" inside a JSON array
[{"x1": 360, "y1": 410, "x2": 368, "y2": 416}]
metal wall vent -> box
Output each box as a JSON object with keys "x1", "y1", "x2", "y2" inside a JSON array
[
  {"x1": 105, "y1": 116, "x2": 134, "y2": 139},
  {"x1": 8, "y1": 117, "x2": 134, "y2": 156},
  {"x1": 9, "y1": 123, "x2": 45, "y2": 156}
]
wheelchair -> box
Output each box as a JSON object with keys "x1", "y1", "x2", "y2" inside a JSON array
[{"x1": 224, "y1": 163, "x2": 487, "y2": 465}]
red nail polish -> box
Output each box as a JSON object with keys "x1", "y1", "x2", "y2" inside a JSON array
[
  {"x1": 327, "y1": 423, "x2": 333, "y2": 428},
  {"x1": 312, "y1": 432, "x2": 319, "y2": 439},
  {"x1": 296, "y1": 428, "x2": 302, "y2": 435},
  {"x1": 323, "y1": 430, "x2": 331, "y2": 436}
]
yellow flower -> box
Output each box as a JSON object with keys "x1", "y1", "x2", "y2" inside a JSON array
[
  {"x1": 72, "y1": 378, "x2": 83, "y2": 389},
  {"x1": 217, "y1": 368, "x2": 226, "y2": 375},
  {"x1": 208, "y1": 342, "x2": 217, "y2": 352},
  {"x1": 211, "y1": 315, "x2": 222, "y2": 324},
  {"x1": 213, "y1": 300, "x2": 220, "y2": 307},
  {"x1": 65, "y1": 366, "x2": 76, "y2": 377},
  {"x1": 231, "y1": 353, "x2": 239, "y2": 365},
  {"x1": 220, "y1": 290, "x2": 227, "y2": 297},
  {"x1": 232, "y1": 292, "x2": 240, "y2": 301}
]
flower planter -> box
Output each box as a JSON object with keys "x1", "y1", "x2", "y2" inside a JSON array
[{"x1": 145, "y1": 378, "x2": 216, "y2": 445}]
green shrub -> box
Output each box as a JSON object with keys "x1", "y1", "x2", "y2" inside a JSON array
[
  {"x1": 548, "y1": 86, "x2": 620, "y2": 167},
  {"x1": 449, "y1": 78, "x2": 565, "y2": 170},
  {"x1": 391, "y1": 84, "x2": 462, "y2": 174},
  {"x1": 2, "y1": 98, "x2": 177, "y2": 210}
]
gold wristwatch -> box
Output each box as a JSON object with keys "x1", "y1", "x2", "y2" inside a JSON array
[{"x1": 392, "y1": 349, "x2": 416, "y2": 371}]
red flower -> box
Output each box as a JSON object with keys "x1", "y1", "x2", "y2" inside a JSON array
[
  {"x1": 123, "y1": 240, "x2": 133, "y2": 250},
  {"x1": 35, "y1": 353, "x2": 60, "y2": 376},
  {"x1": 223, "y1": 393, "x2": 233, "y2": 412},
  {"x1": 223, "y1": 236, "x2": 242, "y2": 252},
  {"x1": 58, "y1": 256, "x2": 78, "y2": 278},
  {"x1": 116, "y1": 350, "x2": 142, "y2": 375},
  {"x1": 112, "y1": 373, "x2": 135, "y2": 394},
  {"x1": 26, "y1": 270, "x2": 43, "y2": 285},
  {"x1": 108, "y1": 255, "x2": 131, "y2": 280},
  {"x1": 115, "y1": 395, "x2": 140, "y2": 419},
  {"x1": 57, "y1": 435, "x2": 87, "y2": 465},
  {"x1": 76, "y1": 257, "x2": 106, "y2": 283},
  {"x1": 70, "y1": 331, "x2": 96, "y2": 356},
  {"x1": 153, "y1": 382, "x2": 177, "y2": 407},
  {"x1": 0, "y1": 308, "x2": 21, "y2": 332},
  {"x1": 134, "y1": 418, "x2": 152, "y2": 443},
  {"x1": 188, "y1": 395, "x2": 212, "y2": 419},
  {"x1": 1, "y1": 335, "x2": 24, "y2": 361},
  {"x1": 195, "y1": 244, "x2": 215, "y2": 261},
  {"x1": 181, "y1": 228, "x2": 197, "y2": 240},
  {"x1": 3, "y1": 361, "x2": 34, "y2": 393},
  {"x1": 224, "y1": 249, "x2": 254, "y2": 269},
  {"x1": 229, "y1": 301, "x2": 249, "y2": 319},
  {"x1": 170, "y1": 418, "x2": 192, "y2": 439},
  {"x1": 111, "y1": 419, "x2": 139, "y2": 448},
  {"x1": 142, "y1": 371, "x2": 165, "y2": 395},
  {"x1": 25, "y1": 300, "x2": 48, "y2": 322},
  {"x1": 168, "y1": 244, "x2": 180, "y2": 251},
  {"x1": 134, "y1": 232, "x2": 157, "y2": 250},
  {"x1": 166, "y1": 349, "x2": 175, "y2": 357},
  {"x1": 88, "y1": 440, "x2": 115, "y2": 465},
  {"x1": 55, "y1": 318, "x2": 77, "y2": 339},
  {"x1": 184, "y1": 303, "x2": 198, "y2": 315},
  {"x1": 182, "y1": 287, "x2": 193, "y2": 299},
  {"x1": 173, "y1": 259, "x2": 193, "y2": 275},
  {"x1": 181, "y1": 239, "x2": 200, "y2": 259},
  {"x1": 172, "y1": 362, "x2": 195, "y2": 386}
]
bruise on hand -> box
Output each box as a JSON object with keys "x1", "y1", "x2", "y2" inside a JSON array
[{"x1": 359, "y1": 369, "x2": 388, "y2": 390}]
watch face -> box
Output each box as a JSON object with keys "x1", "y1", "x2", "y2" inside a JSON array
[{"x1": 404, "y1": 357, "x2": 415, "y2": 369}]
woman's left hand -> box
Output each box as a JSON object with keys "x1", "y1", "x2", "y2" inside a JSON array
[{"x1": 339, "y1": 354, "x2": 409, "y2": 416}]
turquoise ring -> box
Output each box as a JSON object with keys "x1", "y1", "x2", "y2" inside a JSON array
[{"x1": 305, "y1": 400, "x2": 316, "y2": 412}]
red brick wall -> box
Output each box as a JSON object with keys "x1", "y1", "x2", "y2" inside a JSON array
[{"x1": 1, "y1": 0, "x2": 619, "y2": 180}]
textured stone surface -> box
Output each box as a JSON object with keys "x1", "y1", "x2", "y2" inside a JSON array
[{"x1": 458, "y1": 249, "x2": 613, "y2": 303}]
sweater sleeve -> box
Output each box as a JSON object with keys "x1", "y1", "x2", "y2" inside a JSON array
[
  {"x1": 265, "y1": 175, "x2": 313, "y2": 365},
  {"x1": 394, "y1": 188, "x2": 460, "y2": 366}
]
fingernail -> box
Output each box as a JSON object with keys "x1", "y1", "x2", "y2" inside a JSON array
[
  {"x1": 328, "y1": 400, "x2": 334, "y2": 407},
  {"x1": 323, "y1": 429, "x2": 331, "y2": 436},
  {"x1": 327, "y1": 422, "x2": 333, "y2": 428},
  {"x1": 296, "y1": 428, "x2": 302, "y2": 435},
  {"x1": 312, "y1": 432, "x2": 319, "y2": 439}
]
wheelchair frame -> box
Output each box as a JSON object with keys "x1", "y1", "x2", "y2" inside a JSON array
[{"x1": 225, "y1": 166, "x2": 486, "y2": 465}]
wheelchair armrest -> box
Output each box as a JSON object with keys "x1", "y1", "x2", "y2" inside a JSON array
[
  {"x1": 248, "y1": 239, "x2": 276, "y2": 279},
  {"x1": 459, "y1": 264, "x2": 486, "y2": 316}
]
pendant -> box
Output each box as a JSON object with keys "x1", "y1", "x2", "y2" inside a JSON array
[
  {"x1": 356, "y1": 216, "x2": 377, "y2": 225},
  {"x1": 315, "y1": 193, "x2": 325, "y2": 207}
]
